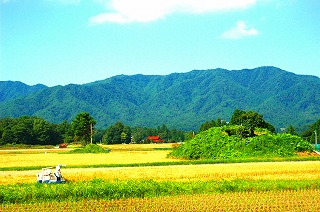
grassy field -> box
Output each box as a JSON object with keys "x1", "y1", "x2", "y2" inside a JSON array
[{"x1": 1, "y1": 143, "x2": 320, "y2": 210}]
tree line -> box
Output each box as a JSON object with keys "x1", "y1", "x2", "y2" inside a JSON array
[
  {"x1": 0, "y1": 112, "x2": 187, "y2": 146},
  {"x1": 0, "y1": 110, "x2": 319, "y2": 146}
]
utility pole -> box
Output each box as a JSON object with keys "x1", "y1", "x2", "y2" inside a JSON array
[
  {"x1": 90, "y1": 123, "x2": 93, "y2": 144},
  {"x1": 315, "y1": 130, "x2": 318, "y2": 145}
]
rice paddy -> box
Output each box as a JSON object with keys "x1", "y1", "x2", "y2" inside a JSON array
[{"x1": 1, "y1": 143, "x2": 320, "y2": 210}]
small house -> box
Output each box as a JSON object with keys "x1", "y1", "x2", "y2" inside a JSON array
[{"x1": 146, "y1": 136, "x2": 164, "y2": 143}]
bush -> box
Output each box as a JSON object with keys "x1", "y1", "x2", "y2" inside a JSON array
[
  {"x1": 169, "y1": 126, "x2": 313, "y2": 160},
  {"x1": 68, "y1": 144, "x2": 110, "y2": 153}
]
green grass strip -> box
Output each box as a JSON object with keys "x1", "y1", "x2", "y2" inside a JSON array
[
  {"x1": 1, "y1": 179, "x2": 320, "y2": 204},
  {"x1": 1, "y1": 156, "x2": 320, "y2": 171}
]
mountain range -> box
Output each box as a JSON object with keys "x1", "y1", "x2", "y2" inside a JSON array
[{"x1": 1, "y1": 66, "x2": 319, "y2": 132}]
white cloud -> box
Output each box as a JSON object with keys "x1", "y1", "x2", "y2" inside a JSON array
[
  {"x1": 89, "y1": 0, "x2": 257, "y2": 25},
  {"x1": 221, "y1": 20, "x2": 259, "y2": 39}
]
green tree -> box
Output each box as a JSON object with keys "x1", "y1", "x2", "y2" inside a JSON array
[
  {"x1": 301, "y1": 119, "x2": 320, "y2": 144},
  {"x1": 103, "y1": 121, "x2": 126, "y2": 144},
  {"x1": 56, "y1": 120, "x2": 73, "y2": 143},
  {"x1": 130, "y1": 126, "x2": 156, "y2": 144},
  {"x1": 230, "y1": 109, "x2": 275, "y2": 137},
  {"x1": 230, "y1": 109, "x2": 246, "y2": 125},
  {"x1": 0, "y1": 116, "x2": 63, "y2": 145},
  {"x1": 0, "y1": 117, "x2": 16, "y2": 145},
  {"x1": 33, "y1": 117, "x2": 60, "y2": 145},
  {"x1": 242, "y1": 111, "x2": 265, "y2": 136},
  {"x1": 71, "y1": 112, "x2": 96, "y2": 146},
  {"x1": 121, "y1": 132, "x2": 127, "y2": 143},
  {"x1": 93, "y1": 129, "x2": 104, "y2": 144},
  {"x1": 123, "y1": 126, "x2": 132, "y2": 143},
  {"x1": 130, "y1": 127, "x2": 144, "y2": 144},
  {"x1": 168, "y1": 128, "x2": 185, "y2": 142},
  {"x1": 158, "y1": 124, "x2": 169, "y2": 142},
  {"x1": 12, "y1": 116, "x2": 34, "y2": 144}
]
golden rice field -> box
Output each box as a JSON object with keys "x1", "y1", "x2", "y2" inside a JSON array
[
  {"x1": 2, "y1": 161, "x2": 320, "y2": 185},
  {"x1": 0, "y1": 150, "x2": 178, "y2": 168},
  {"x1": 2, "y1": 190, "x2": 320, "y2": 211},
  {"x1": 2, "y1": 143, "x2": 320, "y2": 211},
  {"x1": 1, "y1": 148, "x2": 320, "y2": 184}
]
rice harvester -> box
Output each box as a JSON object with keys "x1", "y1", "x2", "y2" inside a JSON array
[{"x1": 36, "y1": 164, "x2": 66, "y2": 183}]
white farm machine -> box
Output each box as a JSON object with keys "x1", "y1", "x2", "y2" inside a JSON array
[{"x1": 36, "y1": 164, "x2": 66, "y2": 183}]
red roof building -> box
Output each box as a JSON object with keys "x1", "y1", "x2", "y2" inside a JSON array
[{"x1": 146, "y1": 136, "x2": 164, "y2": 143}]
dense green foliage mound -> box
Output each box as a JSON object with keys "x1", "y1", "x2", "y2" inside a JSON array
[
  {"x1": 170, "y1": 126, "x2": 313, "y2": 160},
  {"x1": 68, "y1": 144, "x2": 109, "y2": 153}
]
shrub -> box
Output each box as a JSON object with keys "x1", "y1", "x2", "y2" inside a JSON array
[
  {"x1": 169, "y1": 126, "x2": 313, "y2": 160},
  {"x1": 68, "y1": 144, "x2": 110, "y2": 154}
]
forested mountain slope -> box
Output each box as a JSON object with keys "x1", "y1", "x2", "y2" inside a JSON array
[
  {"x1": 0, "y1": 81, "x2": 47, "y2": 102},
  {"x1": 0, "y1": 66, "x2": 319, "y2": 131}
]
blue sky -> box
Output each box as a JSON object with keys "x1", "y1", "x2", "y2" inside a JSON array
[{"x1": 1, "y1": 0, "x2": 319, "y2": 86}]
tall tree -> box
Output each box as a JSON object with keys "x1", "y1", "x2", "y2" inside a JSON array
[
  {"x1": 0, "y1": 117, "x2": 16, "y2": 145},
  {"x1": 230, "y1": 109, "x2": 275, "y2": 137},
  {"x1": 12, "y1": 116, "x2": 34, "y2": 144},
  {"x1": 71, "y1": 112, "x2": 96, "y2": 145},
  {"x1": 33, "y1": 117, "x2": 60, "y2": 145},
  {"x1": 230, "y1": 109, "x2": 246, "y2": 126},
  {"x1": 122, "y1": 125, "x2": 132, "y2": 143},
  {"x1": 103, "y1": 121, "x2": 126, "y2": 144},
  {"x1": 56, "y1": 120, "x2": 73, "y2": 143},
  {"x1": 158, "y1": 124, "x2": 169, "y2": 142}
]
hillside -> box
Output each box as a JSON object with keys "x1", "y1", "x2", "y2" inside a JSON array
[
  {"x1": 0, "y1": 66, "x2": 319, "y2": 131},
  {"x1": 0, "y1": 81, "x2": 47, "y2": 102}
]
